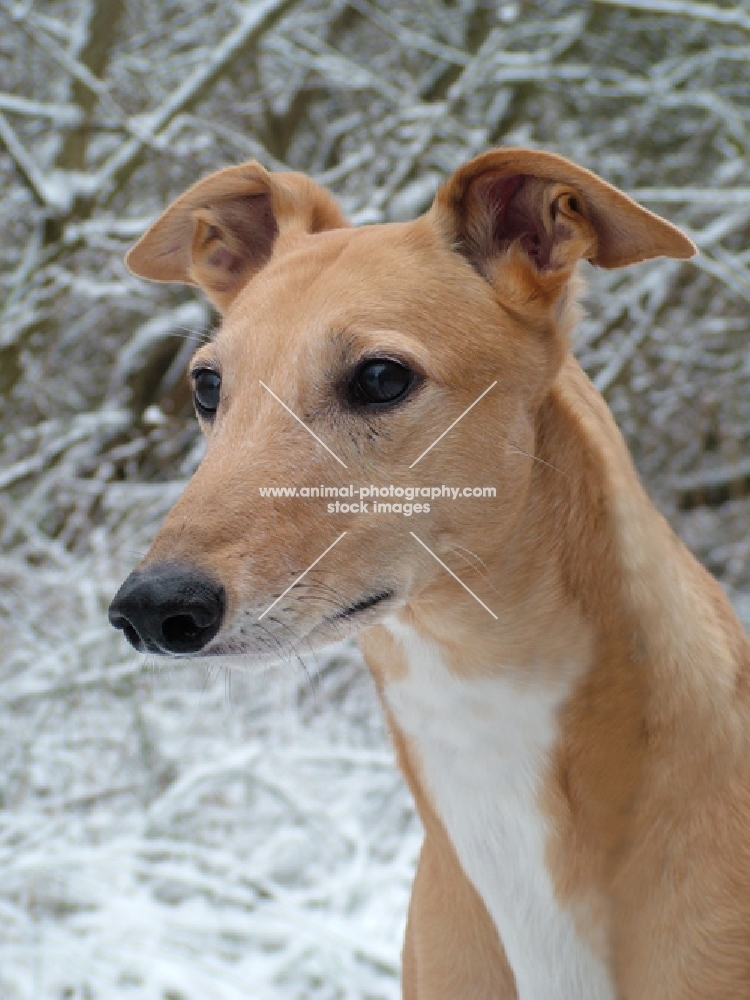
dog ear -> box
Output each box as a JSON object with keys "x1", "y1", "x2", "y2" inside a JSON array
[
  {"x1": 430, "y1": 148, "x2": 696, "y2": 301},
  {"x1": 125, "y1": 162, "x2": 348, "y2": 311}
]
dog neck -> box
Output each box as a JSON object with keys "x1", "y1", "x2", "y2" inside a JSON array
[
  {"x1": 360, "y1": 352, "x2": 748, "y2": 992},
  {"x1": 371, "y1": 353, "x2": 744, "y2": 725}
]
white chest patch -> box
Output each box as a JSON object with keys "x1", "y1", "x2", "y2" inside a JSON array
[{"x1": 384, "y1": 620, "x2": 616, "y2": 1000}]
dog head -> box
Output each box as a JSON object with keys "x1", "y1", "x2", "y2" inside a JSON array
[{"x1": 109, "y1": 150, "x2": 695, "y2": 661}]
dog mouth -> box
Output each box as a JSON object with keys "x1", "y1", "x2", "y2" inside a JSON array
[
  {"x1": 116, "y1": 585, "x2": 398, "y2": 663},
  {"x1": 186, "y1": 590, "x2": 397, "y2": 663},
  {"x1": 329, "y1": 589, "x2": 395, "y2": 621}
]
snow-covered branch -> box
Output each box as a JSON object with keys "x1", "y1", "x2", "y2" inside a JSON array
[
  {"x1": 0, "y1": 110, "x2": 52, "y2": 206},
  {"x1": 592, "y1": 0, "x2": 750, "y2": 31}
]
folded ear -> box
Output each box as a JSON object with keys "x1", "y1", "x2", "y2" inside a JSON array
[
  {"x1": 430, "y1": 148, "x2": 696, "y2": 301},
  {"x1": 125, "y1": 162, "x2": 348, "y2": 311}
]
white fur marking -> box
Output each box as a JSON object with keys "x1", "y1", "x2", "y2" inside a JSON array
[{"x1": 384, "y1": 619, "x2": 615, "y2": 1000}]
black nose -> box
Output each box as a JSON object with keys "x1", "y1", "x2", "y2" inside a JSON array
[{"x1": 108, "y1": 563, "x2": 225, "y2": 655}]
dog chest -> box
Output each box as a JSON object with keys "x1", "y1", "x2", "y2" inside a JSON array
[{"x1": 383, "y1": 619, "x2": 617, "y2": 1000}]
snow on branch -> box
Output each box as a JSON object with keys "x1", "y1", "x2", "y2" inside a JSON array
[
  {"x1": 0, "y1": 93, "x2": 82, "y2": 122},
  {"x1": 592, "y1": 0, "x2": 750, "y2": 31},
  {"x1": 0, "y1": 109, "x2": 54, "y2": 207}
]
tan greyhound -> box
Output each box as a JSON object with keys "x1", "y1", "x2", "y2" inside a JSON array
[{"x1": 109, "y1": 148, "x2": 750, "y2": 998}]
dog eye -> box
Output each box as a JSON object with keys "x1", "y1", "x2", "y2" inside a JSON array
[
  {"x1": 350, "y1": 359, "x2": 413, "y2": 406},
  {"x1": 192, "y1": 369, "x2": 221, "y2": 416}
]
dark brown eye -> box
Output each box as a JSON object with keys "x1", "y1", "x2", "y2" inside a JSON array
[
  {"x1": 192, "y1": 369, "x2": 221, "y2": 416},
  {"x1": 350, "y1": 359, "x2": 413, "y2": 406}
]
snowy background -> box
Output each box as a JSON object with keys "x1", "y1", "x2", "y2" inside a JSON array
[{"x1": 2, "y1": 1, "x2": 750, "y2": 997}]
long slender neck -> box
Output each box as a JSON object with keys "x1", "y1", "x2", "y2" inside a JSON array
[
  {"x1": 379, "y1": 355, "x2": 747, "y2": 912},
  {"x1": 541, "y1": 358, "x2": 746, "y2": 725},
  {"x1": 402, "y1": 354, "x2": 746, "y2": 745}
]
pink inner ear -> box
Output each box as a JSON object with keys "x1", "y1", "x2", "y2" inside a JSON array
[
  {"x1": 482, "y1": 174, "x2": 524, "y2": 217},
  {"x1": 198, "y1": 192, "x2": 279, "y2": 285},
  {"x1": 214, "y1": 194, "x2": 278, "y2": 261},
  {"x1": 475, "y1": 173, "x2": 554, "y2": 269},
  {"x1": 207, "y1": 245, "x2": 244, "y2": 275}
]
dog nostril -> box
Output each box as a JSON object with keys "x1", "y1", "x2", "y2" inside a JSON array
[
  {"x1": 109, "y1": 608, "x2": 145, "y2": 651},
  {"x1": 122, "y1": 621, "x2": 142, "y2": 649},
  {"x1": 162, "y1": 613, "x2": 203, "y2": 646},
  {"x1": 110, "y1": 565, "x2": 225, "y2": 654}
]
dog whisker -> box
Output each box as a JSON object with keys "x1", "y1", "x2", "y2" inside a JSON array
[{"x1": 266, "y1": 614, "x2": 320, "y2": 700}]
